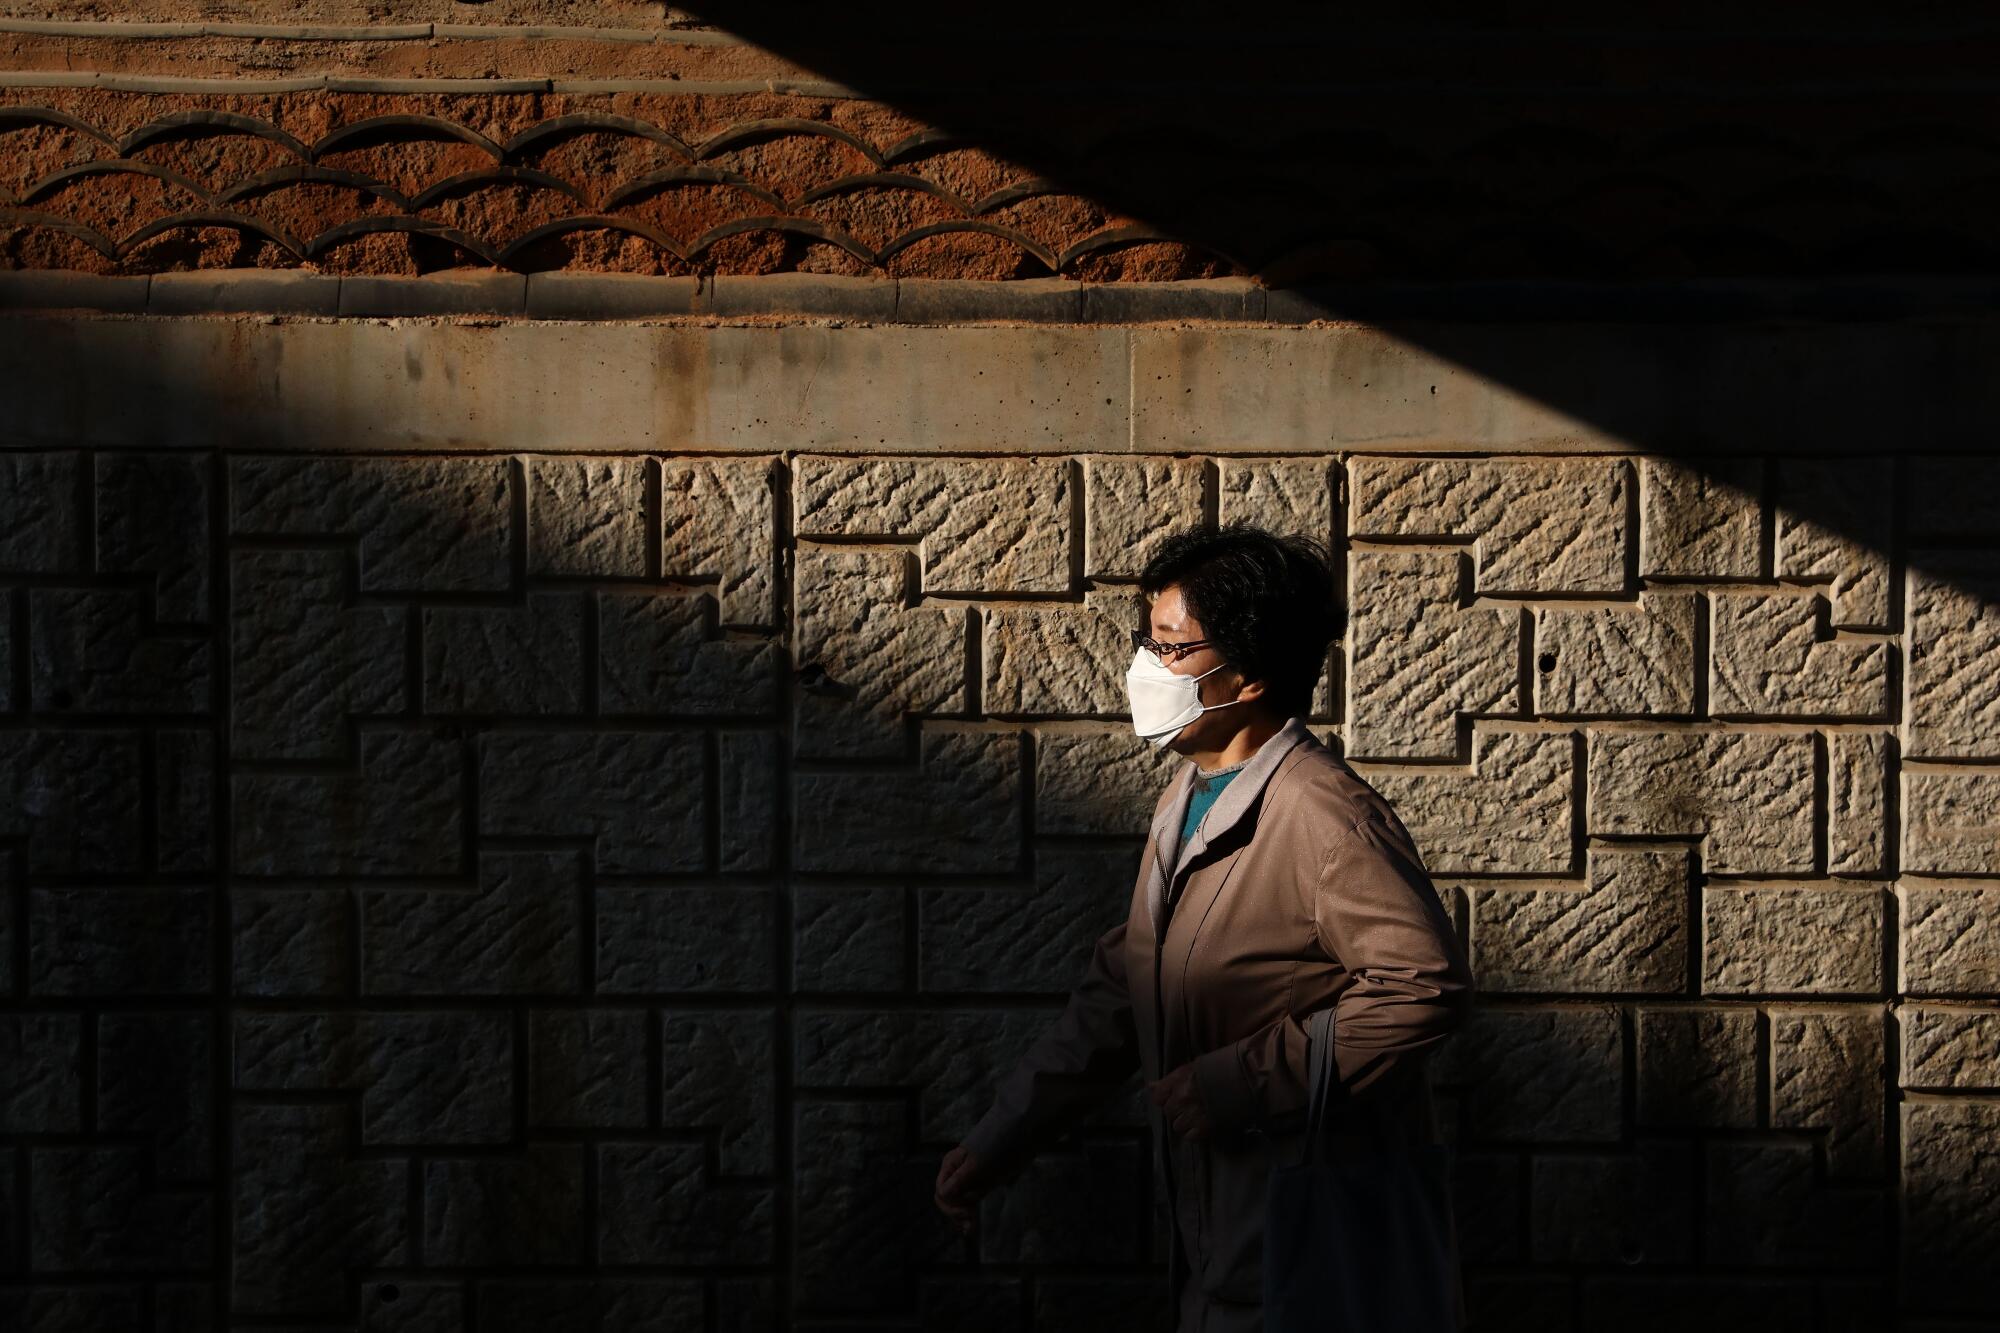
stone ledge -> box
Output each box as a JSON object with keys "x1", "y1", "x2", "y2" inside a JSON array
[
  {"x1": 0, "y1": 312, "x2": 1982, "y2": 456},
  {"x1": 0, "y1": 19, "x2": 744, "y2": 45},
  {"x1": 6, "y1": 269, "x2": 2000, "y2": 326}
]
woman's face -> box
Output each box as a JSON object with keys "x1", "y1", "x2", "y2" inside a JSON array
[{"x1": 1144, "y1": 584, "x2": 1259, "y2": 751}]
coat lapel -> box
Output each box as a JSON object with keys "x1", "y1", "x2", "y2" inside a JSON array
[
  {"x1": 1143, "y1": 717, "x2": 1314, "y2": 939},
  {"x1": 1144, "y1": 762, "x2": 1197, "y2": 940}
]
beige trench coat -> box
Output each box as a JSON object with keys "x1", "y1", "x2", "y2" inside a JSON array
[{"x1": 961, "y1": 717, "x2": 1475, "y2": 1332}]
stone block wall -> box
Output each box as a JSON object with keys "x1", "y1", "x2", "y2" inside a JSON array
[{"x1": 1, "y1": 346, "x2": 1996, "y2": 1328}]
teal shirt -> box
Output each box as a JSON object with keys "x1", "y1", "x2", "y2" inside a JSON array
[{"x1": 1179, "y1": 762, "x2": 1246, "y2": 847}]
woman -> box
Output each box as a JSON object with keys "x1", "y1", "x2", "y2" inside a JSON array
[{"x1": 934, "y1": 522, "x2": 1475, "y2": 1333}]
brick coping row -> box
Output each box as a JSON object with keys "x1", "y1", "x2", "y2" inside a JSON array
[{"x1": 5, "y1": 269, "x2": 1998, "y2": 324}]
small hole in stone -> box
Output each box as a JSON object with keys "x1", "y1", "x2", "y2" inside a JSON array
[
  {"x1": 379, "y1": 1284, "x2": 401, "y2": 1302},
  {"x1": 51, "y1": 688, "x2": 74, "y2": 710},
  {"x1": 1619, "y1": 1240, "x2": 1644, "y2": 1265},
  {"x1": 1536, "y1": 653, "x2": 1557, "y2": 674}
]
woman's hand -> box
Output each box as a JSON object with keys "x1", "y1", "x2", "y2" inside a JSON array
[
  {"x1": 934, "y1": 1143, "x2": 994, "y2": 1236},
  {"x1": 1148, "y1": 1061, "x2": 1214, "y2": 1141}
]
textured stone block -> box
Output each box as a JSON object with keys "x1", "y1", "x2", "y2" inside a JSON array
[
  {"x1": 1769, "y1": 1007, "x2": 1885, "y2": 1178},
  {"x1": 360, "y1": 851, "x2": 584, "y2": 996},
  {"x1": 1465, "y1": 1275, "x2": 1573, "y2": 1331},
  {"x1": 980, "y1": 1140, "x2": 1145, "y2": 1266},
  {"x1": 232, "y1": 889, "x2": 349, "y2": 999},
  {"x1": 477, "y1": 730, "x2": 704, "y2": 874},
  {"x1": 229, "y1": 1103, "x2": 408, "y2": 1314},
  {"x1": 1350, "y1": 456, "x2": 1628, "y2": 594},
  {"x1": 982, "y1": 589, "x2": 1141, "y2": 717},
  {"x1": 0, "y1": 730, "x2": 143, "y2": 874},
  {"x1": 1774, "y1": 457, "x2": 1892, "y2": 630},
  {"x1": 1580, "y1": 1275, "x2": 1814, "y2": 1332},
  {"x1": 230, "y1": 549, "x2": 405, "y2": 760},
  {"x1": 1903, "y1": 768, "x2": 2000, "y2": 874},
  {"x1": 1906, "y1": 555, "x2": 2000, "y2": 760},
  {"x1": 1082, "y1": 456, "x2": 1202, "y2": 578},
  {"x1": 1827, "y1": 730, "x2": 1890, "y2": 875},
  {"x1": 28, "y1": 587, "x2": 210, "y2": 715},
  {"x1": 352, "y1": 1283, "x2": 462, "y2": 1329},
  {"x1": 1708, "y1": 591, "x2": 1887, "y2": 718},
  {"x1": 1638, "y1": 454, "x2": 1760, "y2": 578},
  {"x1": 795, "y1": 455, "x2": 1071, "y2": 594},
  {"x1": 1532, "y1": 593, "x2": 1695, "y2": 717},
  {"x1": 527, "y1": 456, "x2": 648, "y2": 577},
  {"x1": 661, "y1": 456, "x2": 778, "y2": 627},
  {"x1": 1034, "y1": 1278, "x2": 1176, "y2": 1331},
  {"x1": 794, "y1": 1008, "x2": 1076, "y2": 1139},
  {"x1": 1035, "y1": 728, "x2": 1183, "y2": 837},
  {"x1": 793, "y1": 545, "x2": 967, "y2": 759},
  {"x1": 233, "y1": 1010, "x2": 512, "y2": 1145},
  {"x1": 660, "y1": 1009, "x2": 775, "y2": 1175},
  {"x1": 229, "y1": 456, "x2": 513, "y2": 592},
  {"x1": 795, "y1": 729, "x2": 1024, "y2": 874},
  {"x1": 1216, "y1": 457, "x2": 1336, "y2": 541},
  {"x1": 719, "y1": 730, "x2": 780, "y2": 873},
  {"x1": 95, "y1": 452, "x2": 211, "y2": 622},
  {"x1": 28, "y1": 1144, "x2": 210, "y2": 1272},
  {"x1": 1636, "y1": 1005, "x2": 1757, "y2": 1127},
  {"x1": 1530, "y1": 1141, "x2": 1693, "y2": 1264},
  {"x1": 1703, "y1": 1139, "x2": 1884, "y2": 1266},
  {"x1": 470, "y1": 1272, "x2": 712, "y2": 1320},
  {"x1": 597, "y1": 590, "x2": 779, "y2": 717},
  {"x1": 1703, "y1": 887, "x2": 1883, "y2": 995},
  {"x1": 0, "y1": 858, "x2": 12, "y2": 995},
  {"x1": 1431, "y1": 1005, "x2": 1623, "y2": 1142},
  {"x1": 156, "y1": 728, "x2": 213, "y2": 875},
  {"x1": 236, "y1": 729, "x2": 463, "y2": 878},
  {"x1": 794, "y1": 885, "x2": 906, "y2": 992},
  {"x1": 1902, "y1": 1101, "x2": 2000, "y2": 1314},
  {"x1": 528, "y1": 1008, "x2": 648, "y2": 1130},
  {"x1": 96, "y1": 1012, "x2": 212, "y2": 1182},
  {"x1": 1589, "y1": 730, "x2": 1815, "y2": 875},
  {"x1": 0, "y1": 588, "x2": 11, "y2": 713},
  {"x1": 28, "y1": 887, "x2": 212, "y2": 996},
  {"x1": 921, "y1": 847, "x2": 1136, "y2": 993},
  {"x1": 423, "y1": 1144, "x2": 587, "y2": 1266},
  {"x1": 0, "y1": 451, "x2": 80, "y2": 572},
  {"x1": 1365, "y1": 729, "x2": 1575, "y2": 874},
  {"x1": 1900, "y1": 1007, "x2": 2000, "y2": 1090},
  {"x1": 1910, "y1": 455, "x2": 2000, "y2": 534},
  {"x1": 923, "y1": 1276, "x2": 1029, "y2": 1332},
  {"x1": 0, "y1": 1013, "x2": 83, "y2": 1132},
  {"x1": 1449, "y1": 1153, "x2": 1526, "y2": 1263},
  {"x1": 1345, "y1": 549, "x2": 1519, "y2": 759},
  {"x1": 595, "y1": 886, "x2": 775, "y2": 993},
  {"x1": 3, "y1": 1281, "x2": 144, "y2": 1328},
  {"x1": 598, "y1": 1140, "x2": 773, "y2": 1266},
  {"x1": 1468, "y1": 847, "x2": 1689, "y2": 994},
  {"x1": 1901, "y1": 884, "x2": 2000, "y2": 995},
  {"x1": 422, "y1": 594, "x2": 586, "y2": 715},
  {"x1": 792, "y1": 1100, "x2": 920, "y2": 1308}
]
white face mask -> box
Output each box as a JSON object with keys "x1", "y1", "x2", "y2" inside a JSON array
[{"x1": 1124, "y1": 645, "x2": 1245, "y2": 748}]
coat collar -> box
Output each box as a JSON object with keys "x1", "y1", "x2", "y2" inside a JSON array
[{"x1": 1144, "y1": 716, "x2": 1315, "y2": 938}]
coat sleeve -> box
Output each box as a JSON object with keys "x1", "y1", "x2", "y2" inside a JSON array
[
  {"x1": 959, "y1": 917, "x2": 1141, "y2": 1172},
  {"x1": 1188, "y1": 810, "x2": 1473, "y2": 1135}
]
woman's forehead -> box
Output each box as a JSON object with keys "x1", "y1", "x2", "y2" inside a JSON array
[{"x1": 1148, "y1": 586, "x2": 1194, "y2": 630}]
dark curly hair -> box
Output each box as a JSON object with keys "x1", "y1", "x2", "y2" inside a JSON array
[{"x1": 1136, "y1": 522, "x2": 1343, "y2": 719}]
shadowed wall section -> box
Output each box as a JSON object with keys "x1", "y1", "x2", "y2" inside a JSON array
[
  {"x1": 2, "y1": 7, "x2": 1999, "y2": 1331},
  {"x1": 0, "y1": 321, "x2": 1995, "y2": 1326}
]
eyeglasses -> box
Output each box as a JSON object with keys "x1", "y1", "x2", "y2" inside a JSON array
[{"x1": 1131, "y1": 629, "x2": 1215, "y2": 663}]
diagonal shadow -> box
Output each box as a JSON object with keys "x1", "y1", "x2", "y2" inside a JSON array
[{"x1": 681, "y1": 2, "x2": 2000, "y2": 542}]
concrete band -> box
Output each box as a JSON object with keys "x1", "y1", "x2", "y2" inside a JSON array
[{"x1": 1, "y1": 304, "x2": 1988, "y2": 455}]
